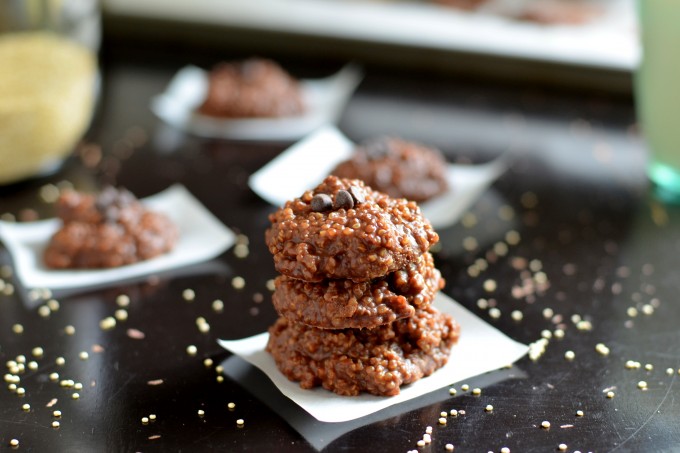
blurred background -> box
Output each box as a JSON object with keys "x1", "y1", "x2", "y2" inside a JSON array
[{"x1": 102, "y1": 0, "x2": 638, "y2": 93}]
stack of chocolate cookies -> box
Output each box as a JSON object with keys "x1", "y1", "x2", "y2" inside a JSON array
[{"x1": 265, "y1": 176, "x2": 460, "y2": 396}]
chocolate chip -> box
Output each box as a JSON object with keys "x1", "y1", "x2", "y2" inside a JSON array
[
  {"x1": 334, "y1": 190, "x2": 354, "y2": 210},
  {"x1": 116, "y1": 188, "x2": 135, "y2": 206},
  {"x1": 95, "y1": 186, "x2": 118, "y2": 212},
  {"x1": 360, "y1": 137, "x2": 391, "y2": 160},
  {"x1": 96, "y1": 186, "x2": 136, "y2": 222},
  {"x1": 102, "y1": 206, "x2": 120, "y2": 223},
  {"x1": 348, "y1": 186, "x2": 365, "y2": 204},
  {"x1": 311, "y1": 194, "x2": 333, "y2": 212},
  {"x1": 240, "y1": 59, "x2": 263, "y2": 80}
]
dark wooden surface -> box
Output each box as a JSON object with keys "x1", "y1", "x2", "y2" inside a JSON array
[{"x1": 1, "y1": 38, "x2": 679, "y2": 453}]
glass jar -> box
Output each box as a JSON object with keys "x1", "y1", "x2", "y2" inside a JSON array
[{"x1": 0, "y1": 0, "x2": 100, "y2": 185}]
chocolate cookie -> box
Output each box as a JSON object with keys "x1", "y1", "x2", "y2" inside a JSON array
[
  {"x1": 517, "y1": 1, "x2": 602, "y2": 25},
  {"x1": 266, "y1": 306, "x2": 460, "y2": 396},
  {"x1": 432, "y1": 0, "x2": 489, "y2": 11},
  {"x1": 265, "y1": 176, "x2": 439, "y2": 282},
  {"x1": 44, "y1": 187, "x2": 179, "y2": 269},
  {"x1": 197, "y1": 58, "x2": 305, "y2": 118},
  {"x1": 272, "y1": 252, "x2": 444, "y2": 329},
  {"x1": 331, "y1": 137, "x2": 449, "y2": 203}
]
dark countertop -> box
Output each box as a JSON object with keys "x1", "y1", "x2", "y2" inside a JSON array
[{"x1": 1, "y1": 40, "x2": 679, "y2": 453}]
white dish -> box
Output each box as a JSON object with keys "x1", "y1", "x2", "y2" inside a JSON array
[
  {"x1": 0, "y1": 185, "x2": 235, "y2": 291},
  {"x1": 219, "y1": 292, "x2": 529, "y2": 423},
  {"x1": 248, "y1": 126, "x2": 511, "y2": 229},
  {"x1": 151, "y1": 63, "x2": 363, "y2": 141}
]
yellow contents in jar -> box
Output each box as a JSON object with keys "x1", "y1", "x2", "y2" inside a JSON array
[{"x1": 0, "y1": 32, "x2": 96, "y2": 184}]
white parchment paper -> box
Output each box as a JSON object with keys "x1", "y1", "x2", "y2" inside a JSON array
[
  {"x1": 151, "y1": 64, "x2": 362, "y2": 141},
  {"x1": 0, "y1": 185, "x2": 235, "y2": 291},
  {"x1": 218, "y1": 292, "x2": 528, "y2": 423},
  {"x1": 220, "y1": 354, "x2": 525, "y2": 450},
  {"x1": 248, "y1": 126, "x2": 510, "y2": 229}
]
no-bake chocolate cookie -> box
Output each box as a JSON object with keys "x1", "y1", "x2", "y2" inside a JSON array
[
  {"x1": 44, "y1": 187, "x2": 178, "y2": 269},
  {"x1": 516, "y1": 1, "x2": 603, "y2": 25},
  {"x1": 432, "y1": 0, "x2": 489, "y2": 11},
  {"x1": 331, "y1": 137, "x2": 449, "y2": 203},
  {"x1": 197, "y1": 58, "x2": 305, "y2": 118},
  {"x1": 266, "y1": 306, "x2": 460, "y2": 396},
  {"x1": 272, "y1": 252, "x2": 444, "y2": 329},
  {"x1": 265, "y1": 176, "x2": 439, "y2": 282}
]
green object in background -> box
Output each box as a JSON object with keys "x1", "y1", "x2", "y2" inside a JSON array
[{"x1": 636, "y1": 0, "x2": 680, "y2": 201}]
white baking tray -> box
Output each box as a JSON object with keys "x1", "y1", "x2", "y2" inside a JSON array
[{"x1": 104, "y1": 0, "x2": 639, "y2": 71}]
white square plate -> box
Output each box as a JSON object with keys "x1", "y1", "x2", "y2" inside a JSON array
[
  {"x1": 151, "y1": 64, "x2": 362, "y2": 141},
  {"x1": 248, "y1": 126, "x2": 511, "y2": 229},
  {"x1": 0, "y1": 185, "x2": 235, "y2": 291}
]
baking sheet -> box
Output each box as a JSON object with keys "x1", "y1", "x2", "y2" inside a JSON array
[
  {"x1": 151, "y1": 64, "x2": 362, "y2": 141},
  {"x1": 105, "y1": 0, "x2": 638, "y2": 71},
  {"x1": 0, "y1": 185, "x2": 235, "y2": 292},
  {"x1": 248, "y1": 126, "x2": 511, "y2": 229},
  {"x1": 218, "y1": 292, "x2": 529, "y2": 423}
]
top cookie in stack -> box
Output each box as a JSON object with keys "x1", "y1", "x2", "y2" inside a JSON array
[{"x1": 266, "y1": 175, "x2": 439, "y2": 282}]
